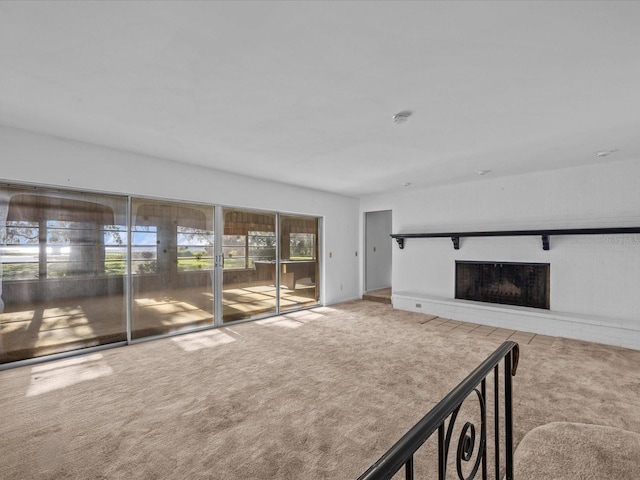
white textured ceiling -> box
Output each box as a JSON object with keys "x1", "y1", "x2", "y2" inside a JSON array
[{"x1": 1, "y1": 1, "x2": 640, "y2": 197}]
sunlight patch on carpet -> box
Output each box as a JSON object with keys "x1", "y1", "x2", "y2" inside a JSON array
[
  {"x1": 283, "y1": 310, "x2": 325, "y2": 322},
  {"x1": 172, "y1": 329, "x2": 236, "y2": 351},
  {"x1": 27, "y1": 353, "x2": 113, "y2": 397},
  {"x1": 256, "y1": 316, "x2": 303, "y2": 329}
]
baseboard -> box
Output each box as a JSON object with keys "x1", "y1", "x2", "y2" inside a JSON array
[{"x1": 327, "y1": 295, "x2": 362, "y2": 305}]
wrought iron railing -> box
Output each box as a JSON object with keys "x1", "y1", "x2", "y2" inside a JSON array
[{"x1": 357, "y1": 341, "x2": 519, "y2": 480}]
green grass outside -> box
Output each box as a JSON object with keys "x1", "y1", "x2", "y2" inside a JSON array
[{"x1": 2, "y1": 256, "x2": 314, "y2": 280}]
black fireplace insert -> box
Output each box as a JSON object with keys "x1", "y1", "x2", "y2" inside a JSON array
[{"x1": 455, "y1": 261, "x2": 550, "y2": 309}]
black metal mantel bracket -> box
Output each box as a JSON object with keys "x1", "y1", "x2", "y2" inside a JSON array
[
  {"x1": 542, "y1": 234, "x2": 550, "y2": 251},
  {"x1": 390, "y1": 227, "x2": 640, "y2": 251}
]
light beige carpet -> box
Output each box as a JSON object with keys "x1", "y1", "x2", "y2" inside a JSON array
[{"x1": 1, "y1": 300, "x2": 639, "y2": 479}]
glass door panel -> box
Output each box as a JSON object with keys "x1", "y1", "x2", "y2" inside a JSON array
[
  {"x1": 279, "y1": 215, "x2": 320, "y2": 312},
  {"x1": 222, "y1": 208, "x2": 276, "y2": 322},
  {"x1": 0, "y1": 185, "x2": 128, "y2": 363},
  {"x1": 131, "y1": 198, "x2": 214, "y2": 339}
]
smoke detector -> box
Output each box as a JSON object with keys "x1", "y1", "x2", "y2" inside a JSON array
[
  {"x1": 594, "y1": 150, "x2": 616, "y2": 157},
  {"x1": 393, "y1": 111, "x2": 412, "y2": 124}
]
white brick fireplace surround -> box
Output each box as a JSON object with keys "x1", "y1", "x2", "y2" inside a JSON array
[
  {"x1": 360, "y1": 159, "x2": 640, "y2": 351},
  {"x1": 389, "y1": 230, "x2": 640, "y2": 350}
]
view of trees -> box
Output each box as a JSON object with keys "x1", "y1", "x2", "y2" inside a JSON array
[
  {"x1": 2, "y1": 222, "x2": 316, "y2": 279},
  {"x1": 290, "y1": 233, "x2": 315, "y2": 259}
]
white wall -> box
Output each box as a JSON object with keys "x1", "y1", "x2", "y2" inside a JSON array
[
  {"x1": 361, "y1": 160, "x2": 640, "y2": 348},
  {"x1": 0, "y1": 125, "x2": 361, "y2": 305}
]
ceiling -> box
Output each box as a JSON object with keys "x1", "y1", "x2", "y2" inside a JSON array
[{"x1": 1, "y1": 1, "x2": 640, "y2": 197}]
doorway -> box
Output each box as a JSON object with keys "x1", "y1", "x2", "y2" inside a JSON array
[{"x1": 364, "y1": 210, "x2": 392, "y2": 295}]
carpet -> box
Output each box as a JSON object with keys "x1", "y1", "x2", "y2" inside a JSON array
[{"x1": 1, "y1": 300, "x2": 639, "y2": 479}]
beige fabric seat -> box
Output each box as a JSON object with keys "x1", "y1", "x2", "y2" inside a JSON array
[{"x1": 513, "y1": 422, "x2": 640, "y2": 479}]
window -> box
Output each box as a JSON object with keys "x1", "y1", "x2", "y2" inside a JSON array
[
  {"x1": 103, "y1": 224, "x2": 127, "y2": 275},
  {"x1": 248, "y1": 231, "x2": 276, "y2": 268},
  {"x1": 222, "y1": 208, "x2": 276, "y2": 271},
  {"x1": 177, "y1": 226, "x2": 213, "y2": 272},
  {"x1": 222, "y1": 235, "x2": 246, "y2": 269},
  {"x1": 290, "y1": 233, "x2": 316, "y2": 260},
  {"x1": 131, "y1": 225, "x2": 157, "y2": 275},
  {"x1": 0, "y1": 219, "x2": 128, "y2": 279},
  {"x1": 46, "y1": 220, "x2": 100, "y2": 277},
  {"x1": 221, "y1": 232, "x2": 276, "y2": 269},
  {"x1": 0, "y1": 220, "x2": 39, "y2": 280}
]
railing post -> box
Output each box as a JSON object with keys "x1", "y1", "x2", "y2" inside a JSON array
[
  {"x1": 438, "y1": 423, "x2": 446, "y2": 479},
  {"x1": 504, "y1": 351, "x2": 515, "y2": 480},
  {"x1": 481, "y1": 378, "x2": 487, "y2": 480},
  {"x1": 405, "y1": 455, "x2": 414, "y2": 480},
  {"x1": 494, "y1": 365, "x2": 500, "y2": 480}
]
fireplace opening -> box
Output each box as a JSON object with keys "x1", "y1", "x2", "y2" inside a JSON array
[{"x1": 455, "y1": 261, "x2": 550, "y2": 309}]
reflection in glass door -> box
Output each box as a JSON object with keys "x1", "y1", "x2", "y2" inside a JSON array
[
  {"x1": 130, "y1": 198, "x2": 214, "y2": 339},
  {"x1": 0, "y1": 185, "x2": 128, "y2": 364},
  {"x1": 279, "y1": 215, "x2": 320, "y2": 312},
  {"x1": 1, "y1": 182, "x2": 323, "y2": 366},
  {"x1": 221, "y1": 208, "x2": 277, "y2": 322}
]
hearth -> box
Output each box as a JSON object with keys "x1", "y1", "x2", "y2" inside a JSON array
[{"x1": 455, "y1": 261, "x2": 550, "y2": 309}]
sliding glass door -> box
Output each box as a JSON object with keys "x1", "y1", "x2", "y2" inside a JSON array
[
  {"x1": 130, "y1": 198, "x2": 214, "y2": 339},
  {"x1": 221, "y1": 208, "x2": 277, "y2": 322},
  {"x1": 220, "y1": 210, "x2": 321, "y2": 321},
  {"x1": 279, "y1": 215, "x2": 320, "y2": 312},
  {"x1": 2, "y1": 182, "x2": 322, "y2": 366},
  {"x1": 0, "y1": 185, "x2": 128, "y2": 363}
]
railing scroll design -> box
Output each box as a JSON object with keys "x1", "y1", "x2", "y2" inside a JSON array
[{"x1": 357, "y1": 341, "x2": 519, "y2": 480}]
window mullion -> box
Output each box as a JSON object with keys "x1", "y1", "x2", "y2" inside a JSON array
[
  {"x1": 245, "y1": 230, "x2": 249, "y2": 269},
  {"x1": 38, "y1": 219, "x2": 47, "y2": 279}
]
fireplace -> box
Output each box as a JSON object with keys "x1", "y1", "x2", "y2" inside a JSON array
[{"x1": 455, "y1": 261, "x2": 550, "y2": 309}]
